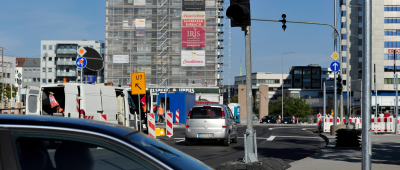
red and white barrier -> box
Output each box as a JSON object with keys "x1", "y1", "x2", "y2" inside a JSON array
[
  {"x1": 320, "y1": 115, "x2": 341, "y2": 132},
  {"x1": 147, "y1": 113, "x2": 156, "y2": 138},
  {"x1": 175, "y1": 110, "x2": 179, "y2": 123},
  {"x1": 397, "y1": 118, "x2": 400, "y2": 134},
  {"x1": 278, "y1": 115, "x2": 281, "y2": 123},
  {"x1": 166, "y1": 111, "x2": 173, "y2": 137},
  {"x1": 293, "y1": 116, "x2": 295, "y2": 124}
]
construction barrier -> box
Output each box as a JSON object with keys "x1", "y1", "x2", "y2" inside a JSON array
[
  {"x1": 166, "y1": 111, "x2": 173, "y2": 137},
  {"x1": 398, "y1": 118, "x2": 400, "y2": 134},
  {"x1": 147, "y1": 113, "x2": 156, "y2": 138},
  {"x1": 293, "y1": 116, "x2": 295, "y2": 124},
  {"x1": 278, "y1": 115, "x2": 281, "y2": 123},
  {"x1": 176, "y1": 110, "x2": 179, "y2": 123},
  {"x1": 320, "y1": 115, "x2": 341, "y2": 132}
]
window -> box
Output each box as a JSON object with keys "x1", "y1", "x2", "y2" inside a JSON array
[
  {"x1": 42, "y1": 79, "x2": 46, "y2": 83},
  {"x1": 342, "y1": 34, "x2": 347, "y2": 39},
  {"x1": 48, "y1": 68, "x2": 52, "y2": 72},
  {"x1": 32, "y1": 69, "x2": 36, "y2": 73},
  {"x1": 384, "y1": 54, "x2": 400, "y2": 60},
  {"x1": 33, "y1": 78, "x2": 36, "y2": 82},
  {"x1": 342, "y1": 68, "x2": 346, "y2": 74},
  {"x1": 385, "y1": 6, "x2": 400, "y2": 11},
  {"x1": 42, "y1": 57, "x2": 46, "y2": 61},
  {"x1": 343, "y1": 57, "x2": 346, "y2": 62},
  {"x1": 190, "y1": 107, "x2": 222, "y2": 119},
  {"x1": 283, "y1": 79, "x2": 291, "y2": 84},
  {"x1": 384, "y1": 66, "x2": 400, "y2": 72},
  {"x1": 24, "y1": 69, "x2": 27, "y2": 73},
  {"x1": 384, "y1": 18, "x2": 400, "y2": 23},
  {"x1": 49, "y1": 57, "x2": 52, "y2": 61},
  {"x1": 28, "y1": 69, "x2": 32, "y2": 73},
  {"x1": 340, "y1": 0, "x2": 346, "y2": 5},
  {"x1": 42, "y1": 68, "x2": 46, "y2": 72},
  {"x1": 172, "y1": 20, "x2": 181, "y2": 29},
  {"x1": 11, "y1": 135, "x2": 158, "y2": 170},
  {"x1": 384, "y1": 30, "x2": 400, "y2": 36},
  {"x1": 341, "y1": 22, "x2": 346, "y2": 28},
  {"x1": 28, "y1": 78, "x2": 32, "y2": 82},
  {"x1": 49, "y1": 45, "x2": 53, "y2": 50},
  {"x1": 42, "y1": 45, "x2": 47, "y2": 50},
  {"x1": 48, "y1": 79, "x2": 52, "y2": 83},
  {"x1": 384, "y1": 78, "x2": 400, "y2": 84},
  {"x1": 342, "y1": 45, "x2": 347, "y2": 51},
  {"x1": 23, "y1": 78, "x2": 27, "y2": 82},
  {"x1": 66, "y1": 68, "x2": 70, "y2": 72},
  {"x1": 341, "y1": 11, "x2": 346, "y2": 16}
]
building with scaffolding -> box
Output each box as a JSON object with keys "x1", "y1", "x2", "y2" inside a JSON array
[{"x1": 104, "y1": 0, "x2": 224, "y2": 92}]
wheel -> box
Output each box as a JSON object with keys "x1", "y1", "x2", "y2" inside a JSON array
[
  {"x1": 222, "y1": 133, "x2": 230, "y2": 146},
  {"x1": 232, "y1": 131, "x2": 238, "y2": 143},
  {"x1": 185, "y1": 138, "x2": 192, "y2": 146}
]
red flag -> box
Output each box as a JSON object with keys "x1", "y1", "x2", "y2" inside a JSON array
[{"x1": 140, "y1": 95, "x2": 147, "y2": 106}]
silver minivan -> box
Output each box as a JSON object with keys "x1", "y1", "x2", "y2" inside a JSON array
[{"x1": 185, "y1": 104, "x2": 239, "y2": 146}]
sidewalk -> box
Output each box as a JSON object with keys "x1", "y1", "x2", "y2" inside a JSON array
[{"x1": 289, "y1": 133, "x2": 400, "y2": 170}]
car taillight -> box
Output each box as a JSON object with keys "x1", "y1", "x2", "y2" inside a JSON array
[
  {"x1": 222, "y1": 126, "x2": 226, "y2": 128},
  {"x1": 186, "y1": 125, "x2": 189, "y2": 128},
  {"x1": 187, "y1": 111, "x2": 191, "y2": 119},
  {"x1": 79, "y1": 109, "x2": 85, "y2": 119},
  {"x1": 222, "y1": 111, "x2": 225, "y2": 119}
]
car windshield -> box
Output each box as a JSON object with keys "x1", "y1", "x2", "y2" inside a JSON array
[
  {"x1": 190, "y1": 107, "x2": 223, "y2": 119},
  {"x1": 127, "y1": 133, "x2": 212, "y2": 170}
]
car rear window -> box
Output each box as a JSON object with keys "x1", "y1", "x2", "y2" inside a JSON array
[{"x1": 190, "y1": 107, "x2": 223, "y2": 119}]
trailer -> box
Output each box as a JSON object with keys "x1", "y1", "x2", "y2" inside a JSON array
[{"x1": 156, "y1": 91, "x2": 195, "y2": 124}]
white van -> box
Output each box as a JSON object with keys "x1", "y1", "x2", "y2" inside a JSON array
[{"x1": 25, "y1": 83, "x2": 139, "y2": 129}]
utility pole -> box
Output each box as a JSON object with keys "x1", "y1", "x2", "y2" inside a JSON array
[
  {"x1": 1, "y1": 47, "x2": 3, "y2": 104},
  {"x1": 345, "y1": 0, "x2": 350, "y2": 126},
  {"x1": 362, "y1": 0, "x2": 372, "y2": 169},
  {"x1": 324, "y1": 82, "x2": 326, "y2": 117},
  {"x1": 333, "y1": 0, "x2": 338, "y2": 125}
]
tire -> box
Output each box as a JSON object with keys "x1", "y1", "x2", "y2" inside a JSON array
[
  {"x1": 222, "y1": 132, "x2": 230, "y2": 146},
  {"x1": 185, "y1": 138, "x2": 192, "y2": 146},
  {"x1": 232, "y1": 131, "x2": 238, "y2": 143}
]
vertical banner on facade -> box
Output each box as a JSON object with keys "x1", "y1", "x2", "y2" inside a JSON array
[
  {"x1": 181, "y1": 50, "x2": 205, "y2": 66},
  {"x1": 182, "y1": 0, "x2": 205, "y2": 48},
  {"x1": 135, "y1": 19, "x2": 146, "y2": 37}
]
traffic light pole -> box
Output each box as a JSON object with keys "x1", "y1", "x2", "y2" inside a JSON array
[{"x1": 334, "y1": 72, "x2": 337, "y2": 125}]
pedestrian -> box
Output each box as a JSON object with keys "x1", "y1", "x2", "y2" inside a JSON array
[
  {"x1": 158, "y1": 105, "x2": 164, "y2": 123},
  {"x1": 379, "y1": 111, "x2": 384, "y2": 118},
  {"x1": 384, "y1": 110, "x2": 390, "y2": 118}
]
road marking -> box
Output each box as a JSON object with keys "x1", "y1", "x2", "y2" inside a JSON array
[
  {"x1": 275, "y1": 136, "x2": 318, "y2": 139},
  {"x1": 267, "y1": 136, "x2": 276, "y2": 141},
  {"x1": 176, "y1": 140, "x2": 185, "y2": 143},
  {"x1": 174, "y1": 138, "x2": 185, "y2": 140}
]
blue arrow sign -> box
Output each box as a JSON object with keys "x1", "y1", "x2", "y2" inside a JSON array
[
  {"x1": 76, "y1": 57, "x2": 87, "y2": 68},
  {"x1": 330, "y1": 61, "x2": 340, "y2": 72}
]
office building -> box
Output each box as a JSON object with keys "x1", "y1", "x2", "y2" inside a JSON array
[
  {"x1": 22, "y1": 58, "x2": 41, "y2": 87},
  {"x1": 40, "y1": 40, "x2": 105, "y2": 86},
  {"x1": 104, "y1": 0, "x2": 224, "y2": 88},
  {"x1": 341, "y1": 0, "x2": 400, "y2": 113},
  {"x1": 0, "y1": 56, "x2": 16, "y2": 88}
]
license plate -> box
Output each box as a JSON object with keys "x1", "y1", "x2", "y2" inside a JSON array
[
  {"x1": 284, "y1": 122, "x2": 287, "y2": 123},
  {"x1": 197, "y1": 134, "x2": 212, "y2": 138}
]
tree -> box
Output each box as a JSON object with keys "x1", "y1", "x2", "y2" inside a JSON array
[
  {"x1": 268, "y1": 97, "x2": 312, "y2": 118},
  {"x1": 229, "y1": 95, "x2": 238, "y2": 103}
]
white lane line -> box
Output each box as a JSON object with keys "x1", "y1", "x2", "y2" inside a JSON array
[
  {"x1": 238, "y1": 137, "x2": 270, "y2": 140},
  {"x1": 275, "y1": 136, "x2": 318, "y2": 139},
  {"x1": 266, "y1": 136, "x2": 276, "y2": 141},
  {"x1": 174, "y1": 138, "x2": 185, "y2": 140},
  {"x1": 176, "y1": 140, "x2": 185, "y2": 143}
]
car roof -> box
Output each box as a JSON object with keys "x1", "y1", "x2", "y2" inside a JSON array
[
  {"x1": 0, "y1": 115, "x2": 136, "y2": 140},
  {"x1": 193, "y1": 104, "x2": 225, "y2": 107}
]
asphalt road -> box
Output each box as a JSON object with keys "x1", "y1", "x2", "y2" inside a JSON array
[{"x1": 159, "y1": 125, "x2": 325, "y2": 168}]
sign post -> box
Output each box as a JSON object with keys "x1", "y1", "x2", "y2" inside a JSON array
[
  {"x1": 330, "y1": 61, "x2": 340, "y2": 125},
  {"x1": 131, "y1": 72, "x2": 146, "y2": 132},
  {"x1": 76, "y1": 47, "x2": 87, "y2": 84}
]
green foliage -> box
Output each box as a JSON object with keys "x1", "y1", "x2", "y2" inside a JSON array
[
  {"x1": 268, "y1": 97, "x2": 312, "y2": 118},
  {"x1": 229, "y1": 95, "x2": 238, "y2": 103}
]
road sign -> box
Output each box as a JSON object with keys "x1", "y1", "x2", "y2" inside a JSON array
[
  {"x1": 77, "y1": 47, "x2": 87, "y2": 56},
  {"x1": 331, "y1": 52, "x2": 339, "y2": 61},
  {"x1": 330, "y1": 61, "x2": 340, "y2": 72},
  {"x1": 131, "y1": 72, "x2": 146, "y2": 95},
  {"x1": 76, "y1": 57, "x2": 87, "y2": 68}
]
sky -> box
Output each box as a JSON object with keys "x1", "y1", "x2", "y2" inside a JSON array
[{"x1": 0, "y1": 0, "x2": 337, "y2": 85}]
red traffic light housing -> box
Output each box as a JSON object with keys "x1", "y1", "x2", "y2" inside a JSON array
[{"x1": 226, "y1": 0, "x2": 251, "y2": 27}]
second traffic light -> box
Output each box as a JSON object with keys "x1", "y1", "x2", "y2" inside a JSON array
[
  {"x1": 281, "y1": 13, "x2": 286, "y2": 31},
  {"x1": 337, "y1": 74, "x2": 343, "y2": 93},
  {"x1": 226, "y1": 0, "x2": 251, "y2": 27}
]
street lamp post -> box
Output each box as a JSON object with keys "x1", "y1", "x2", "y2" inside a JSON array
[{"x1": 282, "y1": 51, "x2": 295, "y2": 120}]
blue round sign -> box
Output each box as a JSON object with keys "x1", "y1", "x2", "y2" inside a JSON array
[
  {"x1": 76, "y1": 57, "x2": 87, "y2": 68},
  {"x1": 330, "y1": 61, "x2": 340, "y2": 72}
]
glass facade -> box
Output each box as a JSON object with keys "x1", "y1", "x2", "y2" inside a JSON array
[{"x1": 105, "y1": 0, "x2": 224, "y2": 87}]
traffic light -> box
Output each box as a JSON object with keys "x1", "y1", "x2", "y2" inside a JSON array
[
  {"x1": 281, "y1": 13, "x2": 287, "y2": 31},
  {"x1": 337, "y1": 74, "x2": 343, "y2": 93},
  {"x1": 226, "y1": 0, "x2": 251, "y2": 27}
]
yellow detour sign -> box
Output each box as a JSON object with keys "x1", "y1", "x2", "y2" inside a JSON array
[
  {"x1": 331, "y1": 52, "x2": 339, "y2": 61},
  {"x1": 331, "y1": 110, "x2": 334, "y2": 115},
  {"x1": 131, "y1": 72, "x2": 146, "y2": 95}
]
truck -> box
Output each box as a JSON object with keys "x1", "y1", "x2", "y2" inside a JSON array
[{"x1": 25, "y1": 83, "x2": 150, "y2": 131}]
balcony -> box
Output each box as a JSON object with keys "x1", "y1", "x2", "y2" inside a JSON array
[
  {"x1": 56, "y1": 49, "x2": 77, "y2": 54},
  {"x1": 56, "y1": 61, "x2": 76, "y2": 65},
  {"x1": 57, "y1": 72, "x2": 76, "y2": 77}
]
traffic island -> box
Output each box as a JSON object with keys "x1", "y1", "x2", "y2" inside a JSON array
[{"x1": 216, "y1": 158, "x2": 291, "y2": 170}]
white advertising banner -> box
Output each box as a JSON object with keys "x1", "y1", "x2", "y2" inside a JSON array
[
  {"x1": 113, "y1": 55, "x2": 129, "y2": 63},
  {"x1": 181, "y1": 50, "x2": 205, "y2": 66},
  {"x1": 134, "y1": 0, "x2": 145, "y2": 5},
  {"x1": 135, "y1": 19, "x2": 146, "y2": 37}
]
